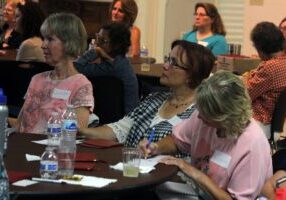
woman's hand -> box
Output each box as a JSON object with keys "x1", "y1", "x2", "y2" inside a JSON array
[
  {"x1": 159, "y1": 156, "x2": 201, "y2": 180},
  {"x1": 139, "y1": 139, "x2": 159, "y2": 158},
  {"x1": 95, "y1": 47, "x2": 114, "y2": 62}
]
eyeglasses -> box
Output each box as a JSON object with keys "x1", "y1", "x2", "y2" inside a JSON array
[
  {"x1": 164, "y1": 55, "x2": 188, "y2": 70},
  {"x1": 95, "y1": 33, "x2": 109, "y2": 45},
  {"x1": 193, "y1": 13, "x2": 208, "y2": 17}
]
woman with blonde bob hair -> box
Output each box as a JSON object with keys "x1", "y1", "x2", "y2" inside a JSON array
[
  {"x1": 10, "y1": 13, "x2": 94, "y2": 134},
  {"x1": 140, "y1": 71, "x2": 272, "y2": 199}
]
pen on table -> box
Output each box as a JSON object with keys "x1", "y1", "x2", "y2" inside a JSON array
[
  {"x1": 32, "y1": 177, "x2": 66, "y2": 184},
  {"x1": 145, "y1": 127, "x2": 155, "y2": 158}
]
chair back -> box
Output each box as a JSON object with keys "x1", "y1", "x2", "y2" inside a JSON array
[
  {"x1": 88, "y1": 76, "x2": 125, "y2": 125},
  {"x1": 270, "y1": 88, "x2": 286, "y2": 148},
  {"x1": 0, "y1": 60, "x2": 53, "y2": 116}
]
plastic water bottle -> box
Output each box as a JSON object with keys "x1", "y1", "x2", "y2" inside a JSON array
[
  {"x1": 47, "y1": 112, "x2": 62, "y2": 148},
  {"x1": 58, "y1": 104, "x2": 77, "y2": 177},
  {"x1": 0, "y1": 152, "x2": 9, "y2": 200},
  {"x1": 140, "y1": 44, "x2": 151, "y2": 71},
  {"x1": 0, "y1": 88, "x2": 8, "y2": 156},
  {"x1": 40, "y1": 146, "x2": 58, "y2": 179}
]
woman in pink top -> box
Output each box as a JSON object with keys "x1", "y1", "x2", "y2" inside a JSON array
[
  {"x1": 10, "y1": 13, "x2": 94, "y2": 134},
  {"x1": 140, "y1": 71, "x2": 272, "y2": 199}
]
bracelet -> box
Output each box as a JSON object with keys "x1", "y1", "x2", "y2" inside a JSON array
[{"x1": 276, "y1": 176, "x2": 286, "y2": 188}]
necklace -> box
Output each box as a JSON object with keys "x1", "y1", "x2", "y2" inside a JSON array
[{"x1": 167, "y1": 98, "x2": 193, "y2": 108}]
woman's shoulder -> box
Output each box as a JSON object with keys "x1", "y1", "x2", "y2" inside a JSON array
[{"x1": 131, "y1": 25, "x2": 141, "y2": 34}]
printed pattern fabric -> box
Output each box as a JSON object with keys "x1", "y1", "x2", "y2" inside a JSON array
[
  {"x1": 243, "y1": 55, "x2": 286, "y2": 124},
  {"x1": 19, "y1": 71, "x2": 94, "y2": 134},
  {"x1": 124, "y1": 92, "x2": 196, "y2": 157}
]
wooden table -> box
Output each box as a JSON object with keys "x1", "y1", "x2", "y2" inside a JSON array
[
  {"x1": 0, "y1": 49, "x2": 17, "y2": 60},
  {"x1": 6, "y1": 133, "x2": 178, "y2": 200}
]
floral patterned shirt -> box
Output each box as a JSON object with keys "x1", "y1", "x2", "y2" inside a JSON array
[{"x1": 19, "y1": 71, "x2": 94, "y2": 134}]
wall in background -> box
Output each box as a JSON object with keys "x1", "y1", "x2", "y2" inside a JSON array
[{"x1": 135, "y1": 0, "x2": 286, "y2": 61}]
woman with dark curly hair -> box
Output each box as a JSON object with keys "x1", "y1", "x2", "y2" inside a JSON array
[
  {"x1": 183, "y1": 2, "x2": 227, "y2": 56},
  {"x1": 15, "y1": 1, "x2": 46, "y2": 62},
  {"x1": 78, "y1": 40, "x2": 215, "y2": 150},
  {"x1": 75, "y1": 22, "x2": 139, "y2": 115},
  {"x1": 242, "y1": 21, "x2": 286, "y2": 139},
  {"x1": 109, "y1": 0, "x2": 140, "y2": 57}
]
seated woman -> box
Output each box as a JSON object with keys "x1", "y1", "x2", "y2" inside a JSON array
[
  {"x1": 74, "y1": 22, "x2": 139, "y2": 115},
  {"x1": 10, "y1": 13, "x2": 94, "y2": 134},
  {"x1": 15, "y1": 1, "x2": 46, "y2": 62},
  {"x1": 110, "y1": 0, "x2": 140, "y2": 57},
  {"x1": 140, "y1": 71, "x2": 272, "y2": 199},
  {"x1": 183, "y1": 2, "x2": 228, "y2": 56},
  {"x1": 0, "y1": 0, "x2": 23, "y2": 49},
  {"x1": 79, "y1": 40, "x2": 215, "y2": 147}
]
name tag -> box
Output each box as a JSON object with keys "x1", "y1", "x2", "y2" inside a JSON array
[
  {"x1": 198, "y1": 41, "x2": 208, "y2": 47},
  {"x1": 51, "y1": 88, "x2": 71, "y2": 100},
  {"x1": 210, "y1": 150, "x2": 231, "y2": 169}
]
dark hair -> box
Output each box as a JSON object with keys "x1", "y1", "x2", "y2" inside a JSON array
[
  {"x1": 171, "y1": 40, "x2": 215, "y2": 89},
  {"x1": 251, "y1": 21, "x2": 284, "y2": 55},
  {"x1": 110, "y1": 0, "x2": 138, "y2": 27},
  {"x1": 193, "y1": 3, "x2": 226, "y2": 36},
  {"x1": 101, "y1": 22, "x2": 131, "y2": 56},
  {"x1": 16, "y1": 1, "x2": 45, "y2": 40}
]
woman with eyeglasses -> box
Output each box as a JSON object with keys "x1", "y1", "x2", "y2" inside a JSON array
[
  {"x1": 78, "y1": 40, "x2": 215, "y2": 148},
  {"x1": 140, "y1": 71, "x2": 272, "y2": 199},
  {"x1": 75, "y1": 22, "x2": 139, "y2": 115},
  {"x1": 109, "y1": 0, "x2": 140, "y2": 57},
  {"x1": 183, "y1": 2, "x2": 227, "y2": 56}
]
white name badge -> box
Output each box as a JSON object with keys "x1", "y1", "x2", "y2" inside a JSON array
[
  {"x1": 198, "y1": 41, "x2": 208, "y2": 47},
  {"x1": 210, "y1": 150, "x2": 231, "y2": 169},
  {"x1": 51, "y1": 88, "x2": 71, "y2": 100}
]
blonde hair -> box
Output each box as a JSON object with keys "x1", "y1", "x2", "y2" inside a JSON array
[
  {"x1": 40, "y1": 12, "x2": 87, "y2": 58},
  {"x1": 196, "y1": 70, "x2": 252, "y2": 136}
]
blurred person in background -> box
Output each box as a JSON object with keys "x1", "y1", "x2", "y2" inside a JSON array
[
  {"x1": 183, "y1": 2, "x2": 227, "y2": 56},
  {"x1": 0, "y1": 0, "x2": 24, "y2": 49},
  {"x1": 110, "y1": 0, "x2": 140, "y2": 57},
  {"x1": 15, "y1": 1, "x2": 46, "y2": 62},
  {"x1": 242, "y1": 21, "x2": 286, "y2": 139},
  {"x1": 75, "y1": 22, "x2": 139, "y2": 115}
]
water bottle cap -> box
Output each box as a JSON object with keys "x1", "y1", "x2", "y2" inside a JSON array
[{"x1": 0, "y1": 88, "x2": 7, "y2": 104}]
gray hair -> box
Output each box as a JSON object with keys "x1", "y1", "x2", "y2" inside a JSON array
[
  {"x1": 195, "y1": 70, "x2": 252, "y2": 136},
  {"x1": 40, "y1": 12, "x2": 87, "y2": 58}
]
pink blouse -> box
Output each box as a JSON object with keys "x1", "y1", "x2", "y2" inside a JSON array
[
  {"x1": 173, "y1": 111, "x2": 272, "y2": 199},
  {"x1": 19, "y1": 71, "x2": 94, "y2": 134}
]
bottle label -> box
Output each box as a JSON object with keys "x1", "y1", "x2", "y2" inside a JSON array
[
  {"x1": 40, "y1": 161, "x2": 58, "y2": 172},
  {"x1": 63, "y1": 120, "x2": 77, "y2": 133},
  {"x1": 47, "y1": 126, "x2": 62, "y2": 134}
]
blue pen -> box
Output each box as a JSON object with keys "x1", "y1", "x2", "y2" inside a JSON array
[{"x1": 146, "y1": 127, "x2": 156, "y2": 148}]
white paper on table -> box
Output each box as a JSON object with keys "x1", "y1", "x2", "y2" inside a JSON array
[
  {"x1": 12, "y1": 179, "x2": 38, "y2": 187},
  {"x1": 25, "y1": 154, "x2": 41, "y2": 161},
  {"x1": 110, "y1": 155, "x2": 168, "y2": 174},
  {"x1": 32, "y1": 175, "x2": 117, "y2": 188},
  {"x1": 31, "y1": 139, "x2": 83, "y2": 145},
  {"x1": 60, "y1": 175, "x2": 117, "y2": 188}
]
